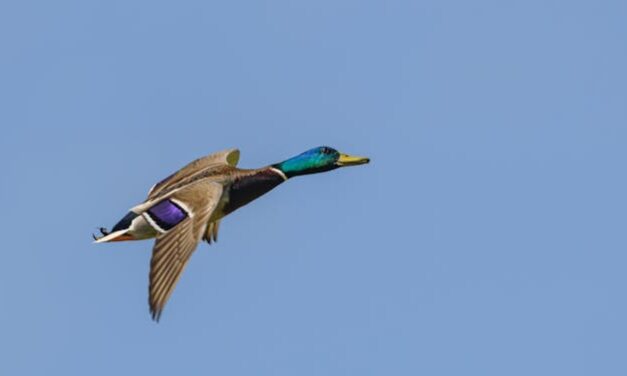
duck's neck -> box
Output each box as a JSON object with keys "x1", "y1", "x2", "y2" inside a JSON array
[{"x1": 222, "y1": 167, "x2": 287, "y2": 216}]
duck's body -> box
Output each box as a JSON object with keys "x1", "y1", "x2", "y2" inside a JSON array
[
  {"x1": 95, "y1": 146, "x2": 369, "y2": 321},
  {"x1": 102, "y1": 164, "x2": 287, "y2": 243}
]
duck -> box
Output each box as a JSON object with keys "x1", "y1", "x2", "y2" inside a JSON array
[{"x1": 94, "y1": 146, "x2": 369, "y2": 321}]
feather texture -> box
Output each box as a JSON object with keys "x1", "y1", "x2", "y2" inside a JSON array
[
  {"x1": 148, "y1": 181, "x2": 223, "y2": 321},
  {"x1": 147, "y1": 148, "x2": 239, "y2": 200}
]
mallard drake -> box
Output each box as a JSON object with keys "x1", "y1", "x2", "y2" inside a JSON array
[{"x1": 95, "y1": 146, "x2": 369, "y2": 321}]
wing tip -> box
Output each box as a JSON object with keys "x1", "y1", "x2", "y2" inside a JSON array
[{"x1": 150, "y1": 304, "x2": 163, "y2": 322}]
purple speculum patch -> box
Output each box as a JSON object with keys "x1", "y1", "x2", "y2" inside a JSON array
[{"x1": 147, "y1": 199, "x2": 187, "y2": 230}]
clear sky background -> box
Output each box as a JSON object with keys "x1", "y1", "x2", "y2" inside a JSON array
[{"x1": 1, "y1": 0, "x2": 626, "y2": 375}]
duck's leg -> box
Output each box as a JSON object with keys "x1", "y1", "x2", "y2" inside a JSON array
[
  {"x1": 203, "y1": 220, "x2": 221, "y2": 244},
  {"x1": 92, "y1": 227, "x2": 110, "y2": 241}
]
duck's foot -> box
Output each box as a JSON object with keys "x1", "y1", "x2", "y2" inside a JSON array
[{"x1": 92, "y1": 227, "x2": 110, "y2": 241}]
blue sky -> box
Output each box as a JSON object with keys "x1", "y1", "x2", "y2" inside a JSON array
[{"x1": 2, "y1": 0, "x2": 626, "y2": 375}]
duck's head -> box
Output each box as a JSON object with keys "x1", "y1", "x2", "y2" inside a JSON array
[{"x1": 274, "y1": 146, "x2": 370, "y2": 178}]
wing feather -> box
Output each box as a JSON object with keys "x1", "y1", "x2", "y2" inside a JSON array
[
  {"x1": 148, "y1": 181, "x2": 223, "y2": 321},
  {"x1": 147, "y1": 149, "x2": 239, "y2": 200}
]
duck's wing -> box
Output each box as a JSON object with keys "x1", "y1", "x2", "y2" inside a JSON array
[
  {"x1": 147, "y1": 180, "x2": 223, "y2": 321},
  {"x1": 147, "y1": 148, "x2": 239, "y2": 200}
]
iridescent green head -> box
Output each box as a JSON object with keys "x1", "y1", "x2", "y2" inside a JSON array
[{"x1": 274, "y1": 146, "x2": 370, "y2": 178}]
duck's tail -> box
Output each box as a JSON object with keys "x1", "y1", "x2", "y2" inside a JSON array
[
  {"x1": 93, "y1": 211, "x2": 140, "y2": 243},
  {"x1": 93, "y1": 229, "x2": 134, "y2": 243}
]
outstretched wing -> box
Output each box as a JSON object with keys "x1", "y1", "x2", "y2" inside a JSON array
[
  {"x1": 147, "y1": 148, "x2": 239, "y2": 200},
  {"x1": 148, "y1": 180, "x2": 223, "y2": 321}
]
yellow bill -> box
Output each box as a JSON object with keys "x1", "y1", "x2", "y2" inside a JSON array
[{"x1": 337, "y1": 153, "x2": 370, "y2": 166}]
